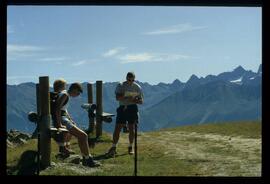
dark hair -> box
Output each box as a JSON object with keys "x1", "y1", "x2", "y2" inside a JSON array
[
  {"x1": 69, "y1": 82, "x2": 83, "y2": 93},
  {"x1": 126, "y1": 72, "x2": 135, "y2": 79}
]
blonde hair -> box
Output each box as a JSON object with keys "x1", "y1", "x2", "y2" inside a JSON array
[{"x1": 53, "y1": 78, "x2": 67, "y2": 92}]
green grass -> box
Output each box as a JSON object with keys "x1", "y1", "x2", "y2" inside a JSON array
[
  {"x1": 7, "y1": 120, "x2": 261, "y2": 176},
  {"x1": 159, "y1": 120, "x2": 261, "y2": 138}
]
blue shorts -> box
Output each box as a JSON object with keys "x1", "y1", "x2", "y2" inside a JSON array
[{"x1": 61, "y1": 116, "x2": 75, "y2": 130}]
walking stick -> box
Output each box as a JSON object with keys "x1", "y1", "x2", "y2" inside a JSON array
[{"x1": 134, "y1": 121, "x2": 138, "y2": 176}]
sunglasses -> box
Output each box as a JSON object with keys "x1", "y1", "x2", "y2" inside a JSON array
[{"x1": 128, "y1": 78, "x2": 134, "y2": 82}]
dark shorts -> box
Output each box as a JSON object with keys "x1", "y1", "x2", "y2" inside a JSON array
[{"x1": 116, "y1": 105, "x2": 139, "y2": 124}]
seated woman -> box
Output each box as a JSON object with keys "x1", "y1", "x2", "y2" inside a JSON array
[{"x1": 54, "y1": 81, "x2": 100, "y2": 167}]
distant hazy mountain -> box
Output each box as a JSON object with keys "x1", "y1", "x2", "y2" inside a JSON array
[
  {"x1": 7, "y1": 64, "x2": 262, "y2": 133},
  {"x1": 141, "y1": 80, "x2": 261, "y2": 131}
]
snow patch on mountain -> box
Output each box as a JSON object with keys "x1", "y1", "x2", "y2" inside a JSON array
[{"x1": 230, "y1": 77, "x2": 243, "y2": 85}]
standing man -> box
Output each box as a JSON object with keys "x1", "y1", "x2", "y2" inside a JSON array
[{"x1": 106, "y1": 72, "x2": 143, "y2": 157}]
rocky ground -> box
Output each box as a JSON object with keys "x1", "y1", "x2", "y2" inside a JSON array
[{"x1": 7, "y1": 129, "x2": 32, "y2": 148}]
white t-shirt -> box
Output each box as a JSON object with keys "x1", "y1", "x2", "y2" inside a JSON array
[
  {"x1": 115, "y1": 81, "x2": 143, "y2": 106},
  {"x1": 58, "y1": 90, "x2": 69, "y2": 112}
]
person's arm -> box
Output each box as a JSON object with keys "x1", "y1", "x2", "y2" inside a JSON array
[
  {"x1": 55, "y1": 94, "x2": 68, "y2": 128},
  {"x1": 116, "y1": 93, "x2": 134, "y2": 102},
  {"x1": 116, "y1": 93, "x2": 125, "y2": 101},
  {"x1": 132, "y1": 96, "x2": 143, "y2": 104},
  {"x1": 132, "y1": 88, "x2": 144, "y2": 104}
]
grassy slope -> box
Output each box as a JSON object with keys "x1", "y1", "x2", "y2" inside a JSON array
[{"x1": 7, "y1": 120, "x2": 261, "y2": 176}]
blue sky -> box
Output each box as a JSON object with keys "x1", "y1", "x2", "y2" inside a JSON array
[{"x1": 7, "y1": 6, "x2": 261, "y2": 85}]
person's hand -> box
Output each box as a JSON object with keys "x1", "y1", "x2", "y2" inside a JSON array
[
  {"x1": 56, "y1": 123, "x2": 66, "y2": 129},
  {"x1": 59, "y1": 125, "x2": 67, "y2": 130},
  {"x1": 132, "y1": 96, "x2": 142, "y2": 104},
  {"x1": 71, "y1": 120, "x2": 76, "y2": 125}
]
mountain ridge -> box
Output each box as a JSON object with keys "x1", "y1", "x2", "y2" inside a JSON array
[{"x1": 7, "y1": 64, "x2": 262, "y2": 133}]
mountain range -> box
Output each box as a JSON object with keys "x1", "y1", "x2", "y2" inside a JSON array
[{"x1": 7, "y1": 64, "x2": 262, "y2": 133}]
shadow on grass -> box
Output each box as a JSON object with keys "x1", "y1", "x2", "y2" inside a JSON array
[
  {"x1": 16, "y1": 150, "x2": 38, "y2": 175},
  {"x1": 93, "y1": 153, "x2": 129, "y2": 161},
  {"x1": 88, "y1": 137, "x2": 112, "y2": 148}
]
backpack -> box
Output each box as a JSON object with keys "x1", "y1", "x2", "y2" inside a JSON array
[{"x1": 50, "y1": 91, "x2": 69, "y2": 126}]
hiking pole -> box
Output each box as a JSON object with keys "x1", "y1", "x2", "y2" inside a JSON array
[{"x1": 134, "y1": 121, "x2": 138, "y2": 177}]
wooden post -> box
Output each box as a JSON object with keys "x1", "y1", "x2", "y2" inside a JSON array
[
  {"x1": 87, "y1": 83, "x2": 95, "y2": 133},
  {"x1": 39, "y1": 76, "x2": 51, "y2": 168},
  {"x1": 36, "y1": 84, "x2": 41, "y2": 175},
  {"x1": 96, "y1": 80, "x2": 103, "y2": 138},
  {"x1": 36, "y1": 84, "x2": 41, "y2": 116}
]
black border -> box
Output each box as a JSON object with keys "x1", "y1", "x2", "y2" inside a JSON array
[
  {"x1": 2, "y1": 0, "x2": 267, "y2": 183},
  {"x1": 6, "y1": 0, "x2": 263, "y2": 6},
  {"x1": 1, "y1": 0, "x2": 7, "y2": 178}
]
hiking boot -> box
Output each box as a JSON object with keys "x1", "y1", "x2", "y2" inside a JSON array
[
  {"x1": 128, "y1": 146, "x2": 134, "y2": 155},
  {"x1": 105, "y1": 146, "x2": 117, "y2": 157},
  {"x1": 59, "y1": 146, "x2": 75, "y2": 155},
  {"x1": 65, "y1": 147, "x2": 75, "y2": 154},
  {"x1": 59, "y1": 146, "x2": 70, "y2": 157},
  {"x1": 82, "y1": 157, "x2": 101, "y2": 167},
  {"x1": 123, "y1": 125, "x2": 129, "y2": 133}
]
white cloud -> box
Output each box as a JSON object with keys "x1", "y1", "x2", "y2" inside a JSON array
[
  {"x1": 119, "y1": 53, "x2": 154, "y2": 63},
  {"x1": 39, "y1": 57, "x2": 67, "y2": 62},
  {"x1": 119, "y1": 52, "x2": 192, "y2": 64},
  {"x1": 103, "y1": 47, "x2": 126, "y2": 57},
  {"x1": 7, "y1": 75, "x2": 37, "y2": 85},
  {"x1": 143, "y1": 23, "x2": 207, "y2": 35},
  {"x1": 71, "y1": 60, "x2": 87, "y2": 66},
  {"x1": 7, "y1": 44, "x2": 44, "y2": 61},
  {"x1": 7, "y1": 44, "x2": 43, "y2": 53}
]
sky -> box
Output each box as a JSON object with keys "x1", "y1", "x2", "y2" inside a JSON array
[{"x1": 7, "y1": 6, "x2": 262, "y2": 85}]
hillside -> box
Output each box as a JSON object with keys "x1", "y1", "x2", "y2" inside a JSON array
[
  {"x1": 7, "y1": 64, "x2": 262, "y2": 133},
  {"x1": 7, "y1": 120, "x2": 261, "y2": 176},
  {"x1": 141, "y1": 80, "x2": 261, "y2": 130}
]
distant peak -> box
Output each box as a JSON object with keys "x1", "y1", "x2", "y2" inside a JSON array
[
  {"x1": 172, "y1": 79, "x2": 182, "y2": 84},
  {"x1": 189, "y1": 74, "x2": 199, "y2": 80},
  {"x1": 158, "y1": 82, "x2": 167, "y2": 85},
  {"x1": 233, "y1": 65, "x2": 245, "y2": 73}
]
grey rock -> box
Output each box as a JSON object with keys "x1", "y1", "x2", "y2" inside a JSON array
[
  {"x1": 7, "y1": 139, "x2": 14, "y2": 148},
  {"x1": 16, "y1": 133, "x2": 31, "y2": 140}
]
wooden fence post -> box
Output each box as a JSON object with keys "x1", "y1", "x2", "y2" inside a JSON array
[
  {"x1": 87, "y1": 83, "x2": 95, "y2": 133},
  {"x1": 36, "y1": 84, "x2": 41, "y2": 174},
  {"x1": 96, "y1": 80, "x2": 103, "y2": 138},
  {"x1": 39, "y1": 76, "x2": 51, "y2": 168}
]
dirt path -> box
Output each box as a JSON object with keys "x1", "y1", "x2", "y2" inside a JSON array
[
  {"x1": 39, "y1": 129, "x2": 261, "y2": 176},
  {"x1": 138, "y1": 131, "x2": 261, "y2": 176}
]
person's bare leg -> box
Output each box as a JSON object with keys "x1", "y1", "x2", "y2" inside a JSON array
[
  {"x1": 128, "y1": 123, "x2": 135, "y2": 145},
  {"x1": 66, "y1": 133, "x2": 72, "y2": 142},
  {"x1": 112, "y1": 123, "x2": 125, "y2": 145},
  {"x1": 69, "y1": 126, "x2": 89, "y2": 156},
  {"x1": 106, "y1": 123, "x2": 125, "y2": 156},
  {"x1": 65, "y1": 133, "x2": 72, "y2": 148}
]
